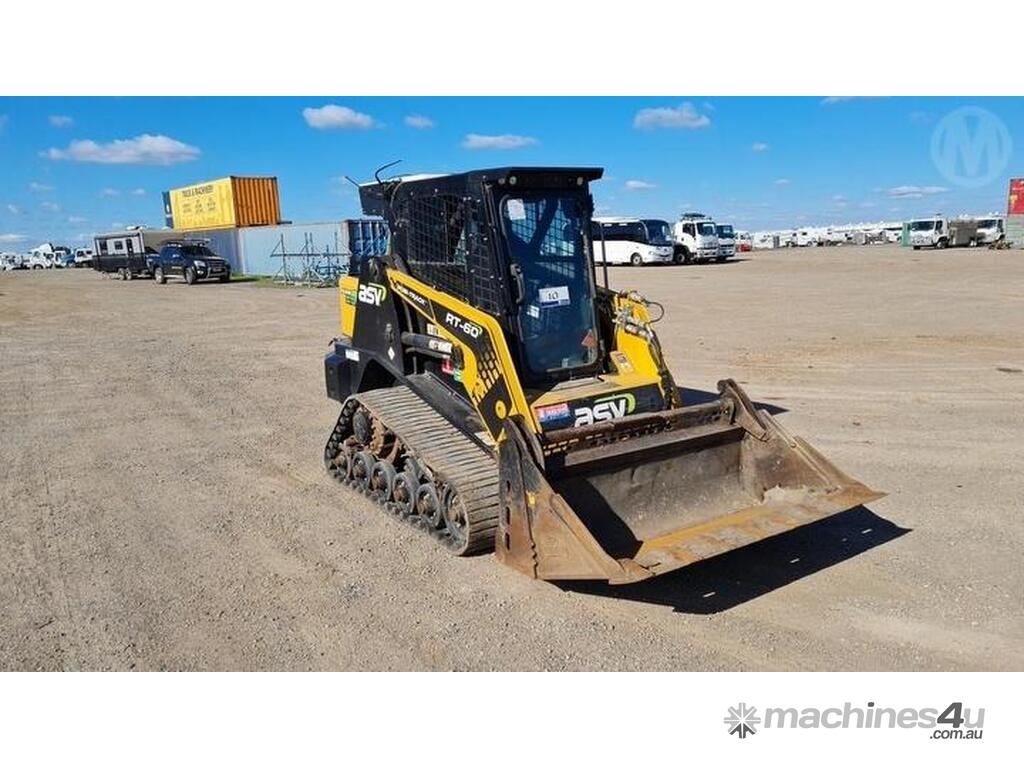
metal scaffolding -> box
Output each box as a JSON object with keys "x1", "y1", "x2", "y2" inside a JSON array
[{"x1": 270, "y1": 232, "x2": 348, "y2": 287}]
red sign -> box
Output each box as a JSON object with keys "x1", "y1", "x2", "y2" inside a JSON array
[{"x1": 1009, "y1": 178, "x2": 1024, "y2": 215}]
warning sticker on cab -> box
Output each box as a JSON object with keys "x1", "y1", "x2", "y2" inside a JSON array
[
  {"x1": 534, "y1": 402, "x2": 571, "y2": 425},
  {"x1": 538, "y1": 285, "x2": 570, "y2": 307}
]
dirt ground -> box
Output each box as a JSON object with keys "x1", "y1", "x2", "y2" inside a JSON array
[{"x1": 1, "y1": 245, "x2": 1022, "y2": 671}]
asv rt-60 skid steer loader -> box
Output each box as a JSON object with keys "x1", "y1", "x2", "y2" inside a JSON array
[{"x1": 323, "y1": 167, "x2": 882, "y2": 584}]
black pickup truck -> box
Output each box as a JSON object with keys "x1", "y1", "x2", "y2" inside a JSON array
[{"x1": 149, "y1": 241, "x2": 231, "y2": 285}]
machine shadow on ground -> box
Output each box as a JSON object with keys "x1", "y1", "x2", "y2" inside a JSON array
[{"x1": 556, "y1": 506, "x2": 909, "y2": 614}]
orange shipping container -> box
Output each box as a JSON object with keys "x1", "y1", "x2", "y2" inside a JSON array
[{"x1": 166, "y1": 176, "x2": 281, "y2": 230}]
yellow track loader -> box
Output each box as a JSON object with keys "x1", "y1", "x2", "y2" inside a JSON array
[{"x1": 323, "y1": 167, "x2": 882, "y2": 584}]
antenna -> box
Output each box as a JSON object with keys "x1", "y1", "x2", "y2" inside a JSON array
[{"x1": 374, "y1": 159, "x2": 402, "y2": 184}]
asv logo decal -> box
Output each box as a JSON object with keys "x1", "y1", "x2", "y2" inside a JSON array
[
  {"x1": 445, "y1": 312, "x2": 482, "y2": 339},
  {"x1": 358, "y1": 283, "x2": 387, "y2": 306},
  {"x1": 573, "y1": 393, "x2": 636, "y2": 427}
]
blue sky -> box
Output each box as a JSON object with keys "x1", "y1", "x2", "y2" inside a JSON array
[{"x1": 0, "y1": 96, "x2": 1019, "y2": 247}]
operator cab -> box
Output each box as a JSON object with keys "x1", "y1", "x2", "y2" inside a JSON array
[{"x1": 359, "y1": 167, "x2": 606, "y2": 387}]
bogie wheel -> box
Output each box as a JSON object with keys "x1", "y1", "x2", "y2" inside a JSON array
[
  {"x1": 415, "y1": 483, "x2": 444, "y2": 529},
  {"x1": 441, "y1": 487, "x2": 470, "y2": 554},
  {"x1": 125, "y1": 269, "x2": 133, "y2": 281},
  {"x1": 154, "y1": 266, "x2": 166, "y2": 284},
  {"x1": 185, "y1": 266, "x2": 197, "y2": 285},
  {"x1": 391, "y1": 470, "x2": 418, "y2": 516},
  {"x1": 329, "y1": 448, "x2": 352, "y2": 480},
  {"x1": 351, "y1": 450, "x2": 376, "y2": 489},
  {"x1": 370, "y1": 459, "x2": 397, "y2": 499}
]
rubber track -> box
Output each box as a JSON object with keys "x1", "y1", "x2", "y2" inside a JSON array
[{"x1": 324, "y1": 386, "x2": 500, "y2": 555}]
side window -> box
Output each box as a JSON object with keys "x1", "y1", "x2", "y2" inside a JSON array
[
  {"x1": 629, "y1": 223, "x2": 646, "y2": 242},
  {"x1": 401, "y1": 194, "x2": 500, "y2": 314},
  {"x1": 99, "y1": 240, "x2": 109, "y2": 255},
  {"x1": 113, "y1": 240, "x2": 124, "y2": 252}
]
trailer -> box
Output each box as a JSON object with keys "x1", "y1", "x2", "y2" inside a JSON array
[{"x1": 91, "y1": 229, "x2": 183, "y2": 279}]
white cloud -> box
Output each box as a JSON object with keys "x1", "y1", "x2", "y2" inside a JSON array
[
  {"x1": 404, "y1": 114, "x2": 435, "y2": 129},
  {"x1": 462, "y1": 133, "x2": 538, "y2": 150},
  {"x1": 774, "y1": 178, "x2": 791, "y2": 186},
  {"x1": 887, "y1": 185, "x2": 948, "y2": 199},
  {"x1": 49, "y1": 115, "x2": 74, "y2": 127},
  {"x1": 41, "y1": 201, "x2": 61, "y2": 212},
  {"x1": 302, "y1": 104, "x2": 376, "y2": 130},
  {"x1": 0, "y1": 233, "x2": 27, "y2": 244},
  {"x1": 624, "y1": 180, "x2": 657, "y2": 190},
  {"x1": 29, "y1": 181, "x2": 53, "y2": 192},
  {"x1": 634, "y1": 102, "x2": 711, "y2": 130},
  {"x1": 100, "y1": 188, "x2": 120, "y2": 198},
  {"x1": 751, "y1": 142, "x2": 769, "y2": 153},
  {"x1": 6, "y1": 204, "x2": 22, "y2": 215},
  {"x1": 68, "y1": 215, "x2": 88, "y2": 224},
  {"x1": 130, "y1": 188, "x2": 146, "y2": 196},
  {"x1": 44, "y1": 134, "x2": 200, "y2": 165}
]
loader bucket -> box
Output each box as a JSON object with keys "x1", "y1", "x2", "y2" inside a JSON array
[{"x1": 496, "y1": 380, "x2": 884, "y2": 584}]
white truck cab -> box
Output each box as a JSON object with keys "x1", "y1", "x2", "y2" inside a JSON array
[
  {"x1": 975, "y1": 216, "x2": 1005, "y2": 245},
  {"x1": 908, "y1": 216, "x2": 948, "y2": 249},
  {"x1": 715, "y1": 223, "x2": 736, "y2": 259},
  {"x1": 673, "y1": 213, "x2": 720, "y2": 263}
]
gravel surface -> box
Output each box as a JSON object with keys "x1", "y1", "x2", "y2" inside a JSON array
[{"x1": 1, "y1": 246, "x2": 1021, "y2": 671}]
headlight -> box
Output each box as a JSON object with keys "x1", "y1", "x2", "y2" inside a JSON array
[{"x1": 194, "y1": 260, "x2": 206, "y2": 268}]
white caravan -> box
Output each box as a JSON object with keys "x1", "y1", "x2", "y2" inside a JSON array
[
  {"x1": 715, "y1": 223, "x2": 736, "y2": 259},
  {"x1": 591, "y1": 218, "x2": 675, "y2": 266},
  {"x1": 795, "y1": 229, "x2": 821, "y2": 247},
  {"x1": 673, "y1": 213, "x2": 720, "y2": 263}
]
